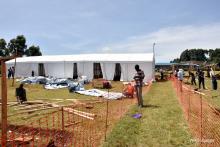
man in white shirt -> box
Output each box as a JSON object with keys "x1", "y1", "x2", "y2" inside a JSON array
[{"x1": 177, "y1": 69, "x2": 184, "y2": 92}]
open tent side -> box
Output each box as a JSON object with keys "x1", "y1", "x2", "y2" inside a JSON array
[{"x1": 6, "y1": 53, "x2": 154, "y2": 82}]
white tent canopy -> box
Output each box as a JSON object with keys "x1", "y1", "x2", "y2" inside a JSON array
[{"x1": 6, "y1": 53, "x2": 155, "y2": 82}]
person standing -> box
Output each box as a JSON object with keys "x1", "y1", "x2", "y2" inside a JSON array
[
  {"x1": 210, "y1": 68, "x2": 218, "y2": 90},
  {"x1": 189, "y1": 71, "x2": 196, "y2": 85},
  {"x1": 11, "y1": 66, "x2": 15, "y2": 79},
  {"x1": 177, "y1": 69, "x2": 184, "y2": 81},
  {"x1": 133, "y1": 65, "x2": 145, "y2": 107},
  {"x1": 175, "y1": 69, "x2": 179, "y2": 77},
  {"x1": 8, "y1": 67, "x2": 12, "y2": 79},
  {"x1": 159, "y1": 68, "x2": 164, "y2": 80},
  {"x1": 207, "y1": 66, "x2": 211, "y2": 78},
  {"x1": 198, "y1": 69, "x2": 205, "y2": 89},
  {"x1": 31, "y1": 70, "x2": 35, "y2": 77},
  {"x1": 177, "y1": 69, "x2": 184, "y2": 92}
]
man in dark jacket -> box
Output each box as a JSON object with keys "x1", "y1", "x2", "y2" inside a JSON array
[
  {"x1": 198, "y1": 69, "x2": 205, "y2": 89},
  {"x1": 189, "y1": 71, "x2": 196, "y2": 85},
  {"x1": 133, "y1": 65, "x2": 145, "y2": 107},
  {"x1": 16, "y1": 84, "x2": 27, "y2": 104}
]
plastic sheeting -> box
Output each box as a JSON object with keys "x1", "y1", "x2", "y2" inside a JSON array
[
  {"x1": 75, "y1": 89, "x2": 122, "y2": 100},
  {"x1": 18, "y1": 76, "x2": 49, "y2": 84}
]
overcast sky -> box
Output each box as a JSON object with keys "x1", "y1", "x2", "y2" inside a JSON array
[{"x1": 1, "y1": 0, "x2": 220, "y2": 62}]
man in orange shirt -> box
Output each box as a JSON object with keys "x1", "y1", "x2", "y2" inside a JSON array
[{"x1": 123, "y1": 83, "x2": 134, "y2": 98}]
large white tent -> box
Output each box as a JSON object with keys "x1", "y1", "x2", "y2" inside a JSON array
[{"x1": 6, "y1": 53, "x2": 155, "y2": 82}]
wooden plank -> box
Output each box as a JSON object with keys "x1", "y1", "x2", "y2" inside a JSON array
[
  {"x1": 73, "y1": 111, "x2": 94, "y2": 120},
  {"x1": 63, "y1": 107, "x2": 95, "y2": 120},
  {"x1": 13, "y1": 136, "x2": 33, "y2": 142},
  {"x1": 182, "y1": 85, "x2": 206, "y2": 96},
  {"x1": 0, "y1": 55, "x2": 17, "y2": 61},
  {"x1": 15, "y1": 104, "x2": 51, "y2": 110},
  {"x1": 8, "y1": 106, "x2": 59, "y2": 117},
  {"x1": 65, "y1": 121, "x2": 82, "y2": 127},
  {"x1": 64, "y1": 107, "x2": 96, "y2": 117}
]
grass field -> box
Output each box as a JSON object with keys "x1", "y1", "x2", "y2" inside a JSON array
[
  {"x1": 0, "y1": 79, "x2": 124, "y2": 104},
  {"x1": 0, "y1": 77, "x2": 209, "y2": 146},
  {"x1": 0, "y1": 78, "x2": 125, "y2": 124},
  {"x1": 201, "y1": 79, "x2": 220, "y2": 108},
  {"x1": 103, "y1": 81, "x2": 196, "y2": 147},
  {"x1": 182, "y1": 76, "x2": 220, "y2": 108}
]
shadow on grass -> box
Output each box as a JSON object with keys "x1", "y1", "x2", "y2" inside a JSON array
[
  {"x1": 155, "y1": 79, "x2": 168, "y2": 82},
  {"x1": 212, "y1": 95, "x2": 220, "y2": 98},
  {"x1": 141, "y1": 104, "x2": 160, "y2": 108}
]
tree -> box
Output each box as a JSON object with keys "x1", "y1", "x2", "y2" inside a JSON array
[
  {"x1": 7, "y1": 35, "x2": 27, "y2": 57},
  {"x1": 209, "y1": 48, "x2": 220, "y2": 63},
  {"x1": 170, "y1": 58, "x2": 180, "y2": 63},
  {"x1": 1, "y1": 35, "x2": 43, "y2": 57},
  {"x1": 179, "y1": 49, "x2": 207, "y2": 62},
  {"x1": 0, "y1": 38, "x2": 9, "y2": 56},
  {"x1": 25, "y1": 45, "x2": 42, "y2": 56},
  {"x1": 180, "y1": 49, "x2": 190, "y2": 61}
]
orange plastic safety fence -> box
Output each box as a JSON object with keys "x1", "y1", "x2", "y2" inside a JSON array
[
  {"x1": 1, "y1": 97, "x2": 137, "y2": 146},
  {"x1": 172, "y1": 76, "x2": 220, "y2": 147}
]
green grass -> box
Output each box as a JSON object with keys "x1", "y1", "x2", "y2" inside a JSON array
[
  {"x1": 1, "y1": 79, "x2": 124, "y2": 104},
  {"x1": 182, "y1": 76, "x2": 220, "y2": 108},
  {"x1": 103, "y1": 81, "x2": 195, "y2": 147},
  {"x1": 0, "y1": 78, "x2": 125, "y2": 124},
  {"x1": 198, "y1": 79, "x2": 220, "y2": 108}
]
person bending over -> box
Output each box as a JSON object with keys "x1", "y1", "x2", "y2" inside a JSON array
[
  {"x1": 123, "y1": 83, "x2": 134, "y2": 98},
  {"x1": 16, "y1": 84, "x2": 27, "y2": 104}
]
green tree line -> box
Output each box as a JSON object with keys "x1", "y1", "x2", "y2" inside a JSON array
[
  {"x1": 170, "y1": 48, "x2": 220, "y2": 64},
  {"x1": 0, "y1": 35, "x2": 42, "y2": 57}
]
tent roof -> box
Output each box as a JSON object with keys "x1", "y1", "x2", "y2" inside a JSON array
[{"x1": 6, "y1": 53, "x2": 154, "y2": 63}]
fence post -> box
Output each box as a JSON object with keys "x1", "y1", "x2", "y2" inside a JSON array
[
  {"x1": 61, "y1": 107, "x2": 65, "y2": 146},
  {"x1": 62, "y1": 107, "x2": 64, "y2": 131},
  {"x1": 180, "y1": 80, "x2": 183, "y2": 93},
  {"x1": 188, "y1": 86, "x2": 191, "y2": 122},
  {"x1": 1, "y1": 60, "x2": 8, "y2": 147},
  {"x1": 104, "y1": 89, "x2": 109, "y2": 141},
  {"x1": 200, "y1": 93, "x2": 203, "y2": 146}
]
